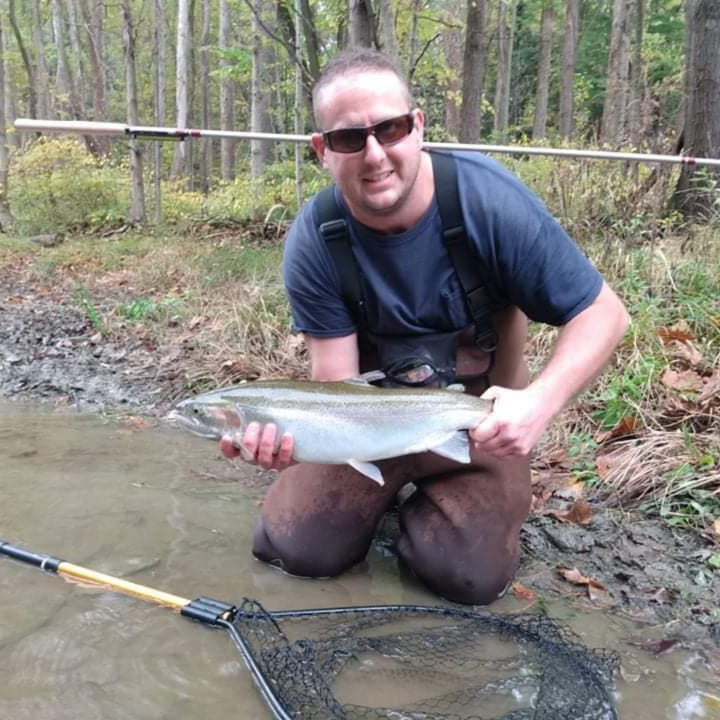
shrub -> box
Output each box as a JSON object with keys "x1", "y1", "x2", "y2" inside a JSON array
[{"x1": 8, "y1": 137, "x2": 130, "y2": 234}]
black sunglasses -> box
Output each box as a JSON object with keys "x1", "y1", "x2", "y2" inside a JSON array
[{"x1": 322, "y1": 113, "x2": 415, "y2": 154}]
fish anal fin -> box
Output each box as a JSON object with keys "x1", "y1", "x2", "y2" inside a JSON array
[
  {"x1": 347, "y1": 459, "x2": 385, "y2": 486},
  {"x1": 429, "y1": 431, "x2": 471, "y2": 464}
]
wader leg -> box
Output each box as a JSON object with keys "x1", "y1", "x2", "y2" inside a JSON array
[
  {"x1": 396, "y1": 454, "x2": 532, "y2": 605},
  {"x1": 253, "y1": 458, "x2": 416, "y2": 578}
]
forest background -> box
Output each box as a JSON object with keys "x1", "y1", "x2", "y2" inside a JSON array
[{"x1": 0, "y1": 0, "x2": 720, "y2": 545}]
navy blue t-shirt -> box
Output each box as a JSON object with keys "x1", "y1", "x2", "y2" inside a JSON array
[{"x1": 283, "y1": 151, "x2": 603, "y2": 339}]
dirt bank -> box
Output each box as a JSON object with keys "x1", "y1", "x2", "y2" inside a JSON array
[{"x1": 1, "y1": 261, "x2": 719, "y2": 644}]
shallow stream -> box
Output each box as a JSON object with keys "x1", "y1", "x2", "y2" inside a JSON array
[{"x1": 0, "y1": 400, "x2": 717, "y2": 719}]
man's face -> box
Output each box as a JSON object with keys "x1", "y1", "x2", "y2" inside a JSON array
[{"x1": 311, "y1": 71, "x2": 426, "y2": 228}]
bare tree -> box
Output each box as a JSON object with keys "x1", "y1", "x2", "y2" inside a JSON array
[
  {"x1": 152, "y1": 0, "x2": 167, "y2": 222},
  {"x1": 52, "y1": 0, "x2": 80, "y2": 117},
  {"x1": 120, "y1": 0, "x2": 146, "y2": 223},
  {"x1": 1, "y1": 17, "x2": 20, "y2": 147},
  {"x1": 533, "y1": 1, "x2": 554, "y2": 140},
  {"x1": 443, "y1": 1, "x2": 464, "y2": 141},
  {"x1": 459, "y1": 0, "x2": 488, "y2": 143},
  {"x1": 349, "y1": 0, "x2": 374, "y2": 47},
  {"x1": 675, "y1": 0, "x2": 720, "y2": 219},
  {"x1": 406, "y1": 0, "x2": 421, "y2": 74},
  {"x1": 170, "y1": 0, "x2": 191, "y2": 178},
  {"x1": 558, "y1": 0, "x2": 579, "y2": 139},
  {"x1": 294, "y1": 0, "x2": 304, "y2": 208},
  {"x1": 601, "y1": 0, "x2": 633, "y2": 145},
  {"x1": 31, "y1": 0, "x2": 50, "y2": 118},
  {"x1": 65, "y1": 0, "x2": 85, "y2": 110},
  {"x1": 0, "y1": 3, "x2": 13, "y2": 230},
  {"x1": 493, "y1": 0, "x2": 517, "y2": 138},
  {"x1": 219, "y1": 0, "x2": 235, "y2": 180},
  {"x1": 627, "y1": 0, "x2": 645, "y2": 149},
  {"x1": 298, "y1": 0, "x2": 320, "y2": 80},
  {"x1": 79, "y1": 0, "x2": 109, "y2": 153},
  {"x1": 377, "y1": 0, "x2": 398, "y2": 60},
  {"x1": 251, "y1": 0, "x2": 274, "y2": 180},
  {"x1": 198, "y1": 0, "x2": 212, "y2": 193}
]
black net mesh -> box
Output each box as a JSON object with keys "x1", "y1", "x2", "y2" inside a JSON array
[{"x1": 231, "y1": 600, "x2": 619, "y2": 720}]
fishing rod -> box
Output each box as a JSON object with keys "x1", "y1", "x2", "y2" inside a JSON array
[{"x1": 14, "y1": 117, "x2": 720, "y2": 169}]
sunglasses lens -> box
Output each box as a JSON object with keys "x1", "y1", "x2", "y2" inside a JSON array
[
  {"x1": 326, "y1": 128, "x2": 366, "y2": 153},
  {"x1": 324, "y1": 114, "x2": 414, "y2": 154},
  {"x1": 375, "y1": 115, "x2": 413, "y2": 145}
]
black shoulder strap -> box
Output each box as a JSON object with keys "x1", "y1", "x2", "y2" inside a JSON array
[
  {"x1": 430, "y1": 151, "x2": 498, "y2": 352},
  {"x1": 316, "y1": 186, "x2": 366, "y2": 325}
]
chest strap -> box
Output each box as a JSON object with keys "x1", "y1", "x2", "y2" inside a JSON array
[{"x1": 317, "y1": 151, "x2": 498, "y2": 352}]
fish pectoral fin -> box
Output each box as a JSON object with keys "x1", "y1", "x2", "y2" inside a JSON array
[
  {"x1": 429, "y1": 431, "x2": 471, "y2": 464},
  {"x1": 347, "y1": 459, "x2": 386, "y2": 486},
  {"x1": 446, "y1": 383, "x2": 466, "y2": 393},
  {"x1": 343, "y1": 370, "x2": 386, "y2": 386}
]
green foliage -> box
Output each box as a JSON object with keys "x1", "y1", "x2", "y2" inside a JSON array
[
  {"x1": 8, "y1": 138, "x2": 129, "y2": 234},
  {"x1": 567, "y1": 431, "x2": 600, "y2": 486},
  {"x1": 116, "y1": 296, "x2": 185, "y2": 323},
  {"x1": 73, "y1": 282, "x2": 108, "y2": 336},
  {"x1": 162, "y1": 159, "x2": 327, "y2": 226}
]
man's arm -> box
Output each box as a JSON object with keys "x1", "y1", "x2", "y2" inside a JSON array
[
  {"x1": 220, "y1": 334, "x2": 360, "y2": 468},
  {"x1": 470, "y1": 282, "x2": 630, "y2": 457}
]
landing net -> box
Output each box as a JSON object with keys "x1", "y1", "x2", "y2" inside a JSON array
[{"x1": 231, "y1": 600, "x2": 619, "y2": 720}]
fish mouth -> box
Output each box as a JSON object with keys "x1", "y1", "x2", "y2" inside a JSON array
[{"x1": 165, "y1": 410, "x2": 221, "y2": 439}]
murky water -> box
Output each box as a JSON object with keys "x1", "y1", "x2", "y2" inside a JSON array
[{"x1": 0, "y1": 400, "x2": 717, "y2": 719}]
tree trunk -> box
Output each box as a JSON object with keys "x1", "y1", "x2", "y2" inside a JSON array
[
  {"x1": 251, "y1": 0, "x2": 274, "y2": 181},
  {"x1": 294, "y1": 0, "x2": 304, "y2": 208},
  {"x1": 219, "y1": 0, "x2": 235, "y2": 180},
  {"x1": 493, "y1": 0, "x2": 517, "y2": 138},
  {"x1": 601, "y1": 0, "x2": 633, "y2": 145},
  {"x1": 298, "y1": 0, "x2": 320, "y2": 81},
  {"x1": 459, "y1": 0, "x2": 487, "y2": 143},
  {"x1": 120, "y1": 0, "x2": 146, "y2": 224},
  {"x1": 349, "y1": 0, "x2": 374, "y2": 47},
  {"x1": 52, "y1": 0, "x2": 81, "y2": 118},
  {"x1": 170, "y1": 0, "x2": 191, "y2": 178},
  {"x1": 407, "y1": 0, "x2": 420, "y2": 76},
  {"x1": 198, "y1": 0, "x2": 211, "y2": 193},
  {"x1": 31, "y1": 0, "x2": 50, "y2": 118},
  {"x1": 79, "y1": 0, "x2": 109, "y2": 154},
  {"x1": 65, "y1": 0, "x2": 86, "y2": 111},
  {"x1": 0, "y1": 6, "x2": 12, "y2": 230},
  {"x1": 627, "y1": 0, "x2": 645, "y2": 149},
  {"x1": 1, "y1": 19, "x2": 20, "y2": 147},
  {"x1": 153, "y1": 0, "x2": 167, "y2": 222},
  {"x1": 377, "y1": 0, "x2": 398, "y2": 60},
  {"x1": 532, "y1": 2, "x2": 553, "y2": 140},
  {"x1": 558, "y1": 0, "x2": 579, "y2": 139},
  {"x1": 443, "y1": 1, "x2": 464, "y2": 141},
  {"x1": 675, "y1": 0, "x2": 720, "y2": 220},
  {"x1": 9, "y1": 0, "x2": 38, "y2": 118}
]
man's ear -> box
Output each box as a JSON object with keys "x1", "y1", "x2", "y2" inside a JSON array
[
  {"x1": 311, "y1": 133, "x2": 327, "y2": 168},
  {"x1": 413, "y1": 109, "x2": 425, "y2": 146}
]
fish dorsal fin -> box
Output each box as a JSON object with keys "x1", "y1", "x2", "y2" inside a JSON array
[
  {"x1": 347, "y1": 459, "x2": 386, "y2": 486},
  {"x1": 429, "y1": 431, "x2": 471, "y2": 464},
  {"x1": 343, "y1": 370, "x2": 386, "y2": 386},
  {"x1": 446, "y1": 383, "x2": 466, "y2": 393}
]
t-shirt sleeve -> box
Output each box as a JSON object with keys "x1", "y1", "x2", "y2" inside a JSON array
[
  {"x1": 282, "y1": 201, "x2": 358, "y2": 337},
  {"x1": 457, "y1": 154, "x2": 603, "y2": 326}
]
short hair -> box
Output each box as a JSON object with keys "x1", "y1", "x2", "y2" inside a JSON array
[{"x1": 312, "y1": 47, "x2": 412, "y2": 129}]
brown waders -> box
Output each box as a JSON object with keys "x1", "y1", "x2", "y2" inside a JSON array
[{"x1": 253, "y1": 313, "x2": 532, "y2": 605}]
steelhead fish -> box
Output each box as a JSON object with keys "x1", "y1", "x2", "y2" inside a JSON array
[{"x1": 168, "y1": 377, "x2": 493, "y2": 485}]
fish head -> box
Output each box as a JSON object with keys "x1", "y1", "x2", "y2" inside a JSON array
[{"x1": 167, "y1": 397, "x2": 244, "y2": 440}]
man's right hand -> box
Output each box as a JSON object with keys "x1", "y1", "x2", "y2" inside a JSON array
[{"x1": 219, "y1": 422, "x2": 296, "y2": 472}]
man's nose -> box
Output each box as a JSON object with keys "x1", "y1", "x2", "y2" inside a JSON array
[{"x1": 363, "y1": 133, "x2": 387, "y2": 162}]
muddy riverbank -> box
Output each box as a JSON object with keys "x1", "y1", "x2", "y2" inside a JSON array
[{"x1": 1, "y1": 261, "x2": 719, "y2": 645}]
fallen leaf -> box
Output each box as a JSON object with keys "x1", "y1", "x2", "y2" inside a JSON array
[
  {"x1": 713, "y1": 518, "x2": 720, "y2": 539},
  {"x1": 556, "y1": 566, "x2": 606, "y2": 591},
  {"x1": 662, "y1": 368, "x2": 703, "y2": 393},
  {"x1": 658, "y1": 325, "x2": 695, "y2": 344},
  {"x1": 700, "y1": 372, "x2": 720, "y2": 401},
  {"x1": 628, "y1": 637, "x2": 679, "y2": 656},
  {"x1": 552, "y1": 481, "x2": 585, "y2": 501},
  {"x1": 511, "y1": 581, "x2": 537, "y2": 602},
  {"x1": 188, "y1": 315, "x2": 204, "y2": 330},
  {"x1": 667, "y1": 340, "x2": 705, "y2": 369},
  {"x1": 595, "y1": 415, "x2": 641, "y2": 443},
  {"x1": 545, "y1": 499, "x2": 593, "y2": 525}
]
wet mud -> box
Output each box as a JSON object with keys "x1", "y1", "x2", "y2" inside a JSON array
[{"x1": 1, "y1": 266, "x2": 719, "y2": 641}]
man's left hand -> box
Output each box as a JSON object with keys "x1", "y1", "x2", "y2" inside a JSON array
[{"x1": 470, "y1": 385, "x2": 552, "y2": 458}]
